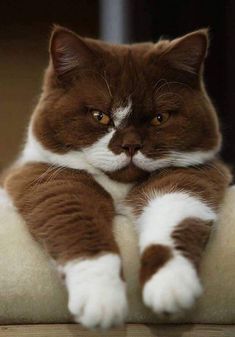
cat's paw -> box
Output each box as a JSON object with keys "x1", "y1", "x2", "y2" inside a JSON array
[
  {"x1": 68, "y1": 278, "x2": 128, "y2": 329},
  {"x1": 63, "y1": 254, "x2": 128, "y2": 329},
  {"x1": 142, "y1": 254, "x2": 202, "y2": 315}
]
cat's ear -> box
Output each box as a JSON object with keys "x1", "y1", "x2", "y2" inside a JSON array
[
  {"x1": 49, "y1": 25, "x2": 94, "y2": 79},
  {"x1": 161, "y1": 29, "x2": 209, "y2": 75}
]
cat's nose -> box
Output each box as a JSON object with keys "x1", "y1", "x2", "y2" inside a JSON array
[{"x1": 121, "y1": 143, "x2": 142, "y2": 156}]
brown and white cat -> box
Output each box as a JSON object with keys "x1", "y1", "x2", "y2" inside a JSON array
[{"x1": 1, "y1": 26, "x2": 231, "y2": 329}]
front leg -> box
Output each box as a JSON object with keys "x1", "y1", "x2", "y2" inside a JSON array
[
  {"x1": 129, "y1": 162, "x2": 231, "y2": 315},
  {"x1": 4, "y1": 163, "x2": 128, "y2": 329}
]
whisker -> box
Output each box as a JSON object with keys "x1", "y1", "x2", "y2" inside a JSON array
[
  {"x1": 154, "y1": 80, "x2": 193, "y2": 95},
  {"x1": 153, "y1": 79, "x2": 170, "y2": 95},
  {"x1": 29, "y1": 165, "x2": 57, "y2": 189},
  {"x1": 102, "y1": 71, "x2": 113, "y2": 99}
]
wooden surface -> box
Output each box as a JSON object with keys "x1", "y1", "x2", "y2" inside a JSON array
[{"x1": 0, "y1": 324, "x2": 234, "y2": 337}]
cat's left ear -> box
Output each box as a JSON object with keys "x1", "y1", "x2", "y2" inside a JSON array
[
  {"x1": 161, "y1": 29, "x2": 209, "y2": 75},
  {"x1": 49, "y1": 25, "x2": 95, "y2": 80}
]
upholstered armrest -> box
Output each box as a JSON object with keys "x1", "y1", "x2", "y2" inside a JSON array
[{"x1": 0, "y1": 187, "x2": 234, "y2": 324}]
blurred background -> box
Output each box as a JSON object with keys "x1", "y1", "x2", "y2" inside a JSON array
[{"x1": 0, "y1": 0, "x2": 234, "y2": 170}]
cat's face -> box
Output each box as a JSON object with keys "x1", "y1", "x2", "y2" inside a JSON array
[{"x1": 31, "y1": 26, "x2": 221, "y2": 182}]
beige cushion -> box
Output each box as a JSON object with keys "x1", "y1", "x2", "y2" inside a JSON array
[{"x1": 0, "y1": 187, "x2": 234, "y2": 324}]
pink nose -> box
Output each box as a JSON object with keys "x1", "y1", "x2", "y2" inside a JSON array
[{"x1": 121, "y1": 143, "x2": 142, "y2": 156}]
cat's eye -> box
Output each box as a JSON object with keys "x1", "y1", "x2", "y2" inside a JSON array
[
  {"x1": 91, "y1": 110, "x2": 110, "y2": 125},
  {"x1": 151, "y1": 112, "x2": 170, "y2": 126}
]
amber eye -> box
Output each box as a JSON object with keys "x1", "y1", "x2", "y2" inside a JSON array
[
  {"x1": 151, "y1": 112, "x2": 170, "y2": 126},
  {"x1": 91, "y1": 110, "x2": 110, "y2": 125}
]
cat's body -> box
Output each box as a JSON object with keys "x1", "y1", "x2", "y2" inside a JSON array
[{"x1": 1, "y1": 26, "x2": 232, "y2": 329}]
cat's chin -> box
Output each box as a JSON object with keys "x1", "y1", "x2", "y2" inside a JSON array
[{"x1": 106, "y1": 162, "x2": 149, "y2": 183}]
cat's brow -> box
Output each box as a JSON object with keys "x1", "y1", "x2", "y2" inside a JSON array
[{"x1": 153, "y1": 80, "x2": 193, "y2": 96}]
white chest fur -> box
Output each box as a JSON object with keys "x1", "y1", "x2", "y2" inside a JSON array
[{"x1": 93, "y1": 173, "x2": 133, "y2": 216}]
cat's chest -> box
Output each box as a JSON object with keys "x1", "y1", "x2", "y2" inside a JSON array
[{"x1": 93, "y1": 173, "x2": 134, "y2": 216}]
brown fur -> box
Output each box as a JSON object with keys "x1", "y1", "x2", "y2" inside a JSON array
[
  {"x1": 31, "y1": 27, "x2": 220, "y2": 183},
  {"x1": 127, "y1": 160, "x2": 231, "y2": 284},
  {"x1": 172, "y1": 217, "x2": 212, "y2": 269},
  {"x1": 128, "y1": 160, "x2": 232, "y2": 215},
  {"x1": 4, "y1": 163, "x2": 119, "y2": 264},
  {"x1": 140, "y1": 244, "x2": 173, "y2": 286},
  {"x1": 2, "y1": 27, "x2": 232, "y2": 301}
]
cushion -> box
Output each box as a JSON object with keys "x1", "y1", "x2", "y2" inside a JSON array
[{"x1": 0, "y1": 186, "x2": 234, "y2": 324}]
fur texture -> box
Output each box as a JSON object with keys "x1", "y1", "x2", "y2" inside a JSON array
[
  {"x1": 134, "y1": 191, "x2": 215, "y2": 313},
  {"x1": 143, "y1": 254, "x2": 203, "y2": 315},
  {"x1": 63, "y1": 254, "x2": 128, "y2": 329},
  {"x1": 2, "y1": 26, "x2": 232, "y2": 329},
  {"x1": 0, "y1": 188, "x2": 235, "y2": 324},
  {"x1": 136, "y1": 192, "x2": 216, "y2": 252}
]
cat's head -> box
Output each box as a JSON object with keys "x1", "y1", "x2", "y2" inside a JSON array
[{"x1": 30, "y1": 26, "x2": 221, "y2": 182}]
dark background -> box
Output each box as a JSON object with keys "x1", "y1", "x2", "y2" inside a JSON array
[{"x1": 0, "y1": 0, "x2": 234, "y2": 169}]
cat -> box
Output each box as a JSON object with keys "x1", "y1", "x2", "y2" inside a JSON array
[{"x1": 1, "y1": 25, "x2": 231, "y2": 329}]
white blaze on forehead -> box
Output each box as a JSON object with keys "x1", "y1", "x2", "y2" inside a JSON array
[{"x1": 113, "y1": 100, "x2": 132, "y2": 127}]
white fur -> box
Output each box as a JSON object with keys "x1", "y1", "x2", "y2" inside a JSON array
[
  {"x1": 133, "y1": 149, "x2": 218, "y2": 172},
  {"x1": 15, "y1": 97, "x2": 219, "y2": 323},
  {"x1": 21, "y1": 122, "x2": 217, "y2": 179},
  {"x1": 62, "y1": 254, "x2": 128, "y2": 329},
  {"x1": 0, "y1": 188, "x2": 14, "y2": 209},
  {"x1": 113, "y1": 101, "x2": 132, "y2": 128},
  {"x1": 137, "y1": 191, "x2": 216, "y2": 253},
  {"x1": 20, "y1": 126, "x2": 129, "y2": 174},
  {"x1": 19, "y1": 125, "x2": 98, "y2": 174},
  {"x1": 143, "y1": 253, "x2": 202, "y2": 314},
  {"x1": 137, "y1": 191, "x2": 216, "y2": 314},
  {"x1": 83, "y1": 129, "x2": 130, "y2": 172},
  {"x1": 20, "y1": 125, "x2": 132, "y2": 216},
  {"x1": 94, "y1": 173, "x2": 133, "y2": 214}
]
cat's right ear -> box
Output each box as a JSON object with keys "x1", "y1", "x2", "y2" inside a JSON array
[
  {"x1": 160, "y1": 29, "x2": 209, "y2": 75},
  {"x1": 49, "y1": 25, "x2": 95, "y2": 80}
]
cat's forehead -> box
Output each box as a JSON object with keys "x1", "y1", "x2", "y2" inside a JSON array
[
  {"x1": 69, "y1": 39, "x2": 185, "y2": 117},
  {"x1": 84, "y1": 38, "x2": 170, "y2": 86},
  {"x1": 103, "y1": 43, "x2": 175, "y2": 103},
  {"x1": 72, "y1": 50, "x2": 158, "y2": 110},
  {"x1": 88, "y1": 50, "x2": 161, "y2": 107}
]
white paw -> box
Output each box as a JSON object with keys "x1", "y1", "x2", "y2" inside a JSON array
[
  {"x1": 143, "y1": 254, "x2": 202, "y2": 315},
  {"x1": 63, "y1": 254, "x2": 128, "y2": 329}
]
